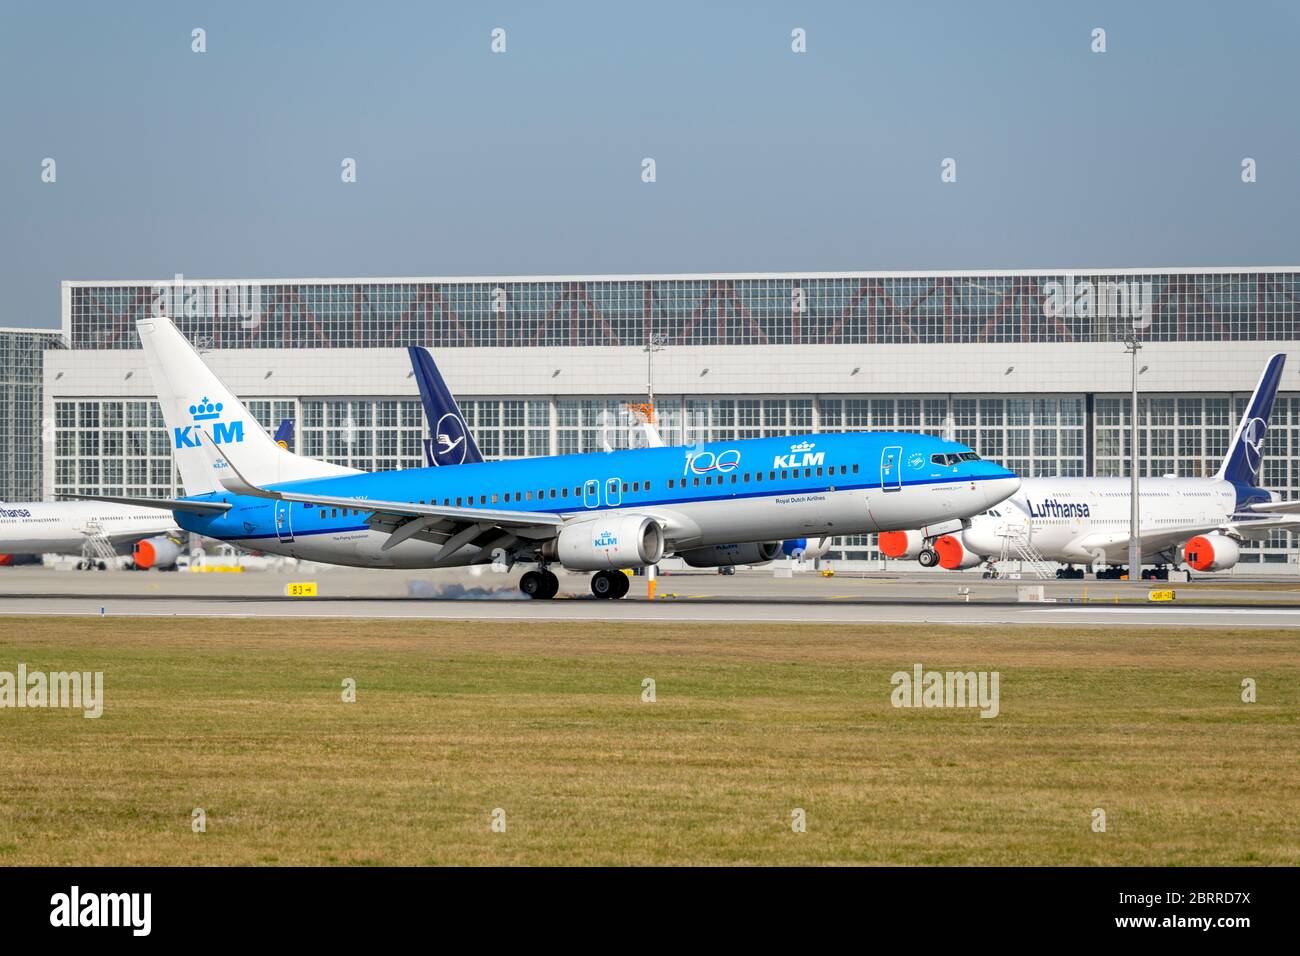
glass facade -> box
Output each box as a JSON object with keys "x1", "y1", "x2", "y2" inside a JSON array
[
  {"x1": 67, "y1": 270, "x2": 1300, "y2": 349},
  {"x1": 0, "y1": 329, "x2": 65, "y2": 500}
]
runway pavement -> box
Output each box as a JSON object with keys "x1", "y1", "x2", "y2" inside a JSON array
[{"x1": 2, "y1": 565, "x2": 1299, "y2": 627}]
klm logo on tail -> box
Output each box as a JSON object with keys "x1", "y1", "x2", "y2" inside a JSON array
[{"x1": 174, "y1": 397, "x2": 244, "y2": 449}]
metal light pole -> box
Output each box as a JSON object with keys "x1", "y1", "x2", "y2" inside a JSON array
[
  {"x1": 1124, "y1": 335, "x2": 1142, "y2": 581},
  {"x1": 643, "y1": 333, "x2": 665, "y2": 407}
]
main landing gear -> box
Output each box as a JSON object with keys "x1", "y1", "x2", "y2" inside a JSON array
[
  {"x1": 519, "y1": 568, "x2": 560, "y2": 600},
  {"x1": 590, "y1": 570, "x2": 630, "y2": 600},
  {"x1": 917, "y1": 547, "x2": 939, "y2": 568}
]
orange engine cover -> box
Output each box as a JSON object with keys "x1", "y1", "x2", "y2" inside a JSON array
[{"x1": 878, "y1": 530, "x2": 920, "y2": 559}]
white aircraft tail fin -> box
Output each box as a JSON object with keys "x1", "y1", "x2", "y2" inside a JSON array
[{"x1": 136, "y1": 316, "x2": 358, "y2": 495}]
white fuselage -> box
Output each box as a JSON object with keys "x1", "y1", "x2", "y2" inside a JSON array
[
  {"x1": 0, "y1": 502, "x2": 178, "y2": 556},
  {"x1": 961, "y1": 477, "x2": 1244, "y2": 565}
]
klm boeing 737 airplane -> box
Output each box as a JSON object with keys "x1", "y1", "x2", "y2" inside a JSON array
[{"x1": 80, "y1": 317, "x2": 1020, "y2": 599}]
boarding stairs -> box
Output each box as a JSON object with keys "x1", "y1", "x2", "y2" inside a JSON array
[
  {"x1": 997, "y1": 527, "x2": 1054, "y2": 580},
  {"x1": 80, "y1": 521, "x2": 119, "y2": 568}
]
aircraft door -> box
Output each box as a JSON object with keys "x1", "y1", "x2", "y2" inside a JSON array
[
  {"x1": 583, "y1": 480, "x2": 600, "y2": 508},
  {"x1": 605, "y1": 477, "x2": 622, "y2": 507},
  {"x1": 881, "y1": 446, "x2": 903, "y2": 492},
  {"x1": 274, "y1": 500, "x2": 294, "y2": 543}
]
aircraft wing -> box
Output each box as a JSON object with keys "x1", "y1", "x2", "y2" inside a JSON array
[
  {"x1": 1224, "y1": 514, "x2": 1300, "y2": 537},
  {"x1": 1247, "y1": 499, "x2": 1300, "y2": 514},
  {"x1": 208, "y1": 428, "x2": 565, "y2": 558},
  {"x1": 1072, "y1": 515, "x2": 1300, "y2": 562},
  {"x1": 253, "y1": 487, "x2": 564, "y2": 529}
]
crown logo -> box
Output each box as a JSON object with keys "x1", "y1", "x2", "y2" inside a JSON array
[
  {"x1": 790, "y1": 440, "x2": 815, "y2": 453},
  {"x1": 189, "y1": 397, "x2": 223, "y2": 421}
]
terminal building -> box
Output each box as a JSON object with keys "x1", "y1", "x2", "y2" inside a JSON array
[{"x1": 1, "y1": 268, "x2": 1297, "y2": 566}]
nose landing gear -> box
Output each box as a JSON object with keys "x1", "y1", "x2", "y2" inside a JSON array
[
  {"x1": 590, "y1": 569, "x2": 630, "y2": 599},
  {"x1": 520, "y1": 568, "x2": 560, "y2": 599}
]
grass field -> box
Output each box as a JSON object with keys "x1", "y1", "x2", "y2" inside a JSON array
[{"x1": 0, "y1": 615, "x2": 1296, "y2": 866}]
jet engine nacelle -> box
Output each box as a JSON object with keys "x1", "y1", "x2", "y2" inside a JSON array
[
  {"x1": 1183, "y1": 533, "x2": 1240, "y2": 572},
  {"x1": 934, "y1": 534, "x2": 983, "y2": 570},
  {"x1": 878, "y1": 529, "x2": 924, "y2": 560},
  {"x1": 679, "y1": 541, "x2": 783, "y2": 568},
  {"x1": 133, "y1": 535, "x2": 182, "y2": 570},
  {"x1": 549, "y1": 515, "x2": 665, "y2": 571},
  {"x1": 783, "y1": 537, "x2": 832, "y2": 561}
]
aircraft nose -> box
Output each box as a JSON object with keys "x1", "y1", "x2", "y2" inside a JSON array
[
  {"x1": 961, "y1": 524, "x2": 999, "y2": 557},
  {"x1": 983, "y1": 473, "x2": 1021, "y2": 508}
]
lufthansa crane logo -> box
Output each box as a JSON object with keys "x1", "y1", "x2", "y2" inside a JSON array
[
  {"x1": 1241, "y1": 417, "x2": 1266, "y2": 473},
  {"x1": 434, "y1": 412, "x2": 470, "y2": 465}
]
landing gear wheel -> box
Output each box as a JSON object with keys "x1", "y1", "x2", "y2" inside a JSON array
[
  {"x1": 591, "y1": 570, "x2": 625, "y2": 599},
  {"x1": 610, "y1": 571, "x2": 630, "y2": 599},
  {"x1": 538, "y1": 570, "x2": 560, "y2": 599},
  {"x1": 520, "y1": 570, "x2": 547, "y2": 599},
  {"x1": 918, "y1": 548, "x2": 939, "y2": 568}
]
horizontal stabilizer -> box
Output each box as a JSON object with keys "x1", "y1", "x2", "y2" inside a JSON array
[{"x1": 65, "y1": 493, "x2": 231, "y2": 515}]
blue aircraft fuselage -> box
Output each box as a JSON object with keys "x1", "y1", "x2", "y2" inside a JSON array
[{"x1": 177, "y1": 431, "x2": 1019, "y2": 569}]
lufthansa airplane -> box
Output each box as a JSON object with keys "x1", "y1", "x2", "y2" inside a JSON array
[
  {"x1": 80, "y1": 317, "x2": 1020, "y2": 599},
  {"x1": 408, "y1": 345, "x2": 833, "y2": 567},
  {"x1": 880, "y1": 353, "x2": 1298, "y2": 578}
]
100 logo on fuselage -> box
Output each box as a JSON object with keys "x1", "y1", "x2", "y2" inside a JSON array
[{"x1": 684, "y1": 449, "x2": 740, "y2": 475}]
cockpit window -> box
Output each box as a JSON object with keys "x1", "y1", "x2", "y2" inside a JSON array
[
  {"x1": 959, "y1": 452, "x2": 980, "y2": 461},
  {"x1": 931, "y1": 453, "x2": 963, "y2": 466}
]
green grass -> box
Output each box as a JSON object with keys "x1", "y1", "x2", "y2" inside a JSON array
[{"x1": 0, "y1": 616, "x2": 1296, "y2": 865}]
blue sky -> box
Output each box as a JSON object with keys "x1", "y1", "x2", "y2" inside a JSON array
[{"x1": 2, "y1": 0, "x2": 1298, "y2": 328}]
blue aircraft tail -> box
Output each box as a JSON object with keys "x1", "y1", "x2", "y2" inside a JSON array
[
  {"x1": 1215, "y1": 353, "x2": 1286, "y2": 487},
  {"x1": 407, "y1": 346, "x2": 483, "y2": 466},
  {"x1": 273, "y1": 418, "x2": 295, "y2": 452}
]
